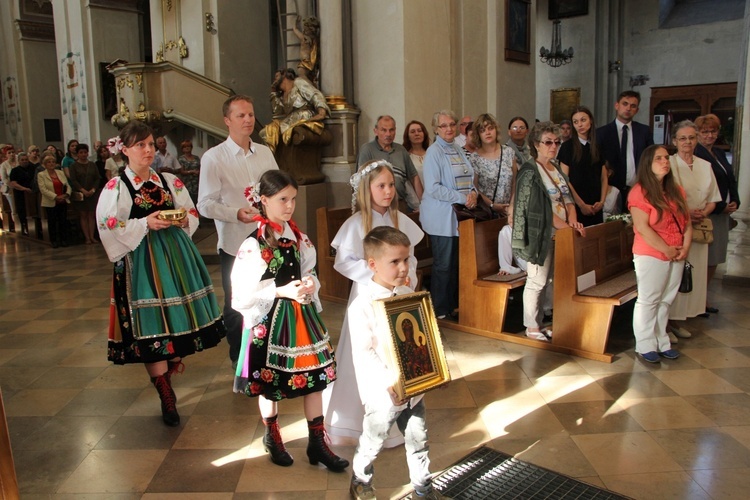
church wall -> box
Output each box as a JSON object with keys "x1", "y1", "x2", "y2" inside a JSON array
[
  {"x1": 16, "y1": 39, "x2": 59, "y2": 149},
  {"x1": 351, "y1": 0, "x2": 408, "y2": 146},
  {"x1": 88, "y1": 6, "x2": 141, "y2": 144},
  {"x1": 216, "y1": 0, "x2": 274, "y2": 126}
]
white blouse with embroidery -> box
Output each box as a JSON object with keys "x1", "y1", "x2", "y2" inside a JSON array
[
  {"x1": 96, "y1": 167, "x2": 198, "y2": 262},
  {"x1": 230, "y1": 222, "x2": 322, "y2": 330}
]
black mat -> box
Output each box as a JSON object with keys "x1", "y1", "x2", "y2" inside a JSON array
[{"x1": 403, "y1": 446, "x2": 631, "y2": 499}]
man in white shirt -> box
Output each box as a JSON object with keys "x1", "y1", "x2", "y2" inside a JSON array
[
  {"x1": 154, "y1": 136, "x2": 180, "y2": 173},
  {"x1": 454, "y1": 115, "x2": 472, "y2": 148},
  {"x1": 198, "y1": 95, "x2": 279, "y2": 365}
]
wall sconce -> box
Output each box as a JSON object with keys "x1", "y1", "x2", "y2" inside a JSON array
[
  {"x1": 205, "y1": 13, "x2": 217, "y2": 34},
  {"x1": 608, "y1": 60, "x2": 622, "y2": 73},
  {"x1": 629, "y1": 74, "x2": 650, "y2": 88}
]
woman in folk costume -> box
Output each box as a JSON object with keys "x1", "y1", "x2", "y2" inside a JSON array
[
  {"x1": 231, "y1": 169, "x2": 348, "y2": 471},
  {"x1": 96, "y1": 120, "x2": 225, "y2": 427}
]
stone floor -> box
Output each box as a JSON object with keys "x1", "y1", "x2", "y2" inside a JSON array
[{"x1": 2, "y1": 231, "x2": 750, "y2": 499}]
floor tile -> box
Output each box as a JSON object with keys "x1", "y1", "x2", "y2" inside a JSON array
[
  {"x1": 649, "y1": 427, "x2": 750, "y2": 470},
  {"x1": 600, "y1": 471, "x2": 711, "y2": 500},
  {"x1": 619, "y1": 396, "x2": 716, "y2": 430},
  {"x1": 57, "y1": 449, "x2": 168, "y2": 494},
  {"x1": 652, "y1": 368, "x2": 743, "y2": 396},
  {"x1": 689, "y1": 467, "x2": 750, "y2": 499},
  {"x1": 572, "y1": 432, "x2": 682, "y2": 476}
]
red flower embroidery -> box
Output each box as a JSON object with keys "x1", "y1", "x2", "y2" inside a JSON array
[
  {"x1": 105, "y1": 178, "x2": 118, "y2": 190},
  {"x1": 325, "y1": 366, "x2": 336, "y2": 381},
  {"x1": 133, "y1": 176, "x2": 143, "y2": 184},
  {"x1": 106, "y1": 217, "x2": 118, "y2": 229},
  {"x1": 189, "y1": 208, "x2": 199, "y2": 218},
  {"x1": 250, "y1": 382, "x2": 262, "y2": 395},
  {"x1": 150, "y1": 174, "x2": 160, "y2": 183},
  {"x1": 173, "y1": 178, "x2": 185, "y2": 189},
  {"x1": 261, "y1": 247, "x2": 273, "y2": 263},
  {"x1": 134, "y1": 196, "x2": 143, "y2": 206},
  {"x1": 166, "y1": 342, "x2": 175, "y2": 354},
  {"x1": 253, "y1": 324, "x2": 267, "y2": 339},
  {"x1": 260, "y1": 368, "x2": 274, "y2": 383},
  {"x1": 291, "y1": 374, "x2": 308, "y2": 389}
]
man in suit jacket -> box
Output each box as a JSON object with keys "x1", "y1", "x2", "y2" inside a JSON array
[{"x1": 596, "y1": 90, "x2": 654, "y2": 208}]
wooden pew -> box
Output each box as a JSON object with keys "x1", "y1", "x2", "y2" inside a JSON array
[
  {"x1": 552, "y1": 221, "x2": 637, "y2": 362},
  {"x1": 316, "y1": 207, "x2": 432, "y2": 303},
  {"x1": 0, "y1": 389, "x2": 19, "y2": 499},
  {"x1": 456, "y1": 218, "x2": 526, "y2": 334}
]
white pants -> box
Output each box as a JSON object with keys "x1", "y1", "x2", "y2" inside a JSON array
[
  {"x1": 501, "y1": 226, "x2": 552, "y2": 315},
  {"x1": 523, "y1": 249, "x2": 553, "y2": 329},
  {"x1": 633, "y1": 255, "x2": 683, "y2": 354}
]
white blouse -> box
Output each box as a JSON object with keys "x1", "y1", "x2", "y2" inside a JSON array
[{"x1": 96, "y1": 167, "x2": 198, "y2": 262}]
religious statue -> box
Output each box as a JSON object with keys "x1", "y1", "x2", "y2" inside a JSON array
[{"x1": 293, "y1": 16, "x2": 320, "y2": 86}]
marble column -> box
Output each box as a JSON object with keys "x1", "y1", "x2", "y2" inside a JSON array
[
  {"x1": 723, "y1": 3, "x2": 750, "y2": 286},
  {"x1": 319, "y1": 0, "x2": 344, "y2": 98}
]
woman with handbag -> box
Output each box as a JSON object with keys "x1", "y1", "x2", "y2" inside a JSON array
[
  {"x1": 512, "y1": 121, "x2": 584, "y2": 341},
  {"x1": 667, "y1": 120, "x2": 721, "y2": 339},
  {"x1": 420, "y1": 109, "x2": 478, "y2": 320},
  {"x1": 628, "y1": 145, "x2": 691, "y2": 363},
  {"x1": 469, "y1": 113, "x2": 517, "y2": 218}
]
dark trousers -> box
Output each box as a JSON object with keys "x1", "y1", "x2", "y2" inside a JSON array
[
  {"x1": 220, "y1": 249, "x2": 244, "y2": 363},
  {"x1": 45, "y1": 204, "x2": 68, "y2": 244},
  {"x1": 429, "y1": 235, "x2": 458, "y2": 317}
]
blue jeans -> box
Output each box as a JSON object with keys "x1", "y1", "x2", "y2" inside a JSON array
[
  {"x1": 353, "y1": 399, "x2": 432, "y2": 491},
  {"x1": 429, "y1": 235, "x2": 458, "y2": 317}
]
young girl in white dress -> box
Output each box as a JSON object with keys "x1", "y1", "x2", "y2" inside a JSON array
[{"x1": 323, "y1": 159, "x2": 424, "y2": 446}]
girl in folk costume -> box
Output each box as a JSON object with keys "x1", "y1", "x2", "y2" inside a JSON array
[
  {"x1": 231, "y1": 169, "x2": 348, "y2": 471},
  {"x1": 323, "y1": 159, "x2": 424, "y2": 445},
  {"x1": 96, "y1": 120, "x2": 225, "y2": 427}
]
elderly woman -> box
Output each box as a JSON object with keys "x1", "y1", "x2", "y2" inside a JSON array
[
  {"x1": 628, "y1": 146, "x2": 690, "y2": 362},
  {"x1": 469, "y1": 113, "x2": 517, "y2": 218},
  {"x1": 506, "y1": 116, "x2": 533, "y2": 167},
  {"x1": 694, "y1": 114, "x2": 740, "y2": 314},
  {"x1": 420, "y1": 109, "x2": 478, "y2": 320},
  {"x1": 260, "y1": 68, "x2": 330, "y2": 153},
  {"x1": 69, "y1": 143, "x2": 101, "y2": 244},
  {"x1": 177, "y1": 140, "x2": 201, "y2": 203},
  {"x1": 512, "y1": 121, "x2": 585, "y2": 341},
  {"x1": 667, "y1": 120, "x2": 721, "y2": 339},
  {"x1": 37, "y1": 153, "x2": 72, "y2": 247}
]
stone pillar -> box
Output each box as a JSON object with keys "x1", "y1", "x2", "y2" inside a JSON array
[
  {"x1": 319, "y1": 0, "x2": 344, "y2": 98},
  {"x1": 723, "y1": 3, "x2": 750, "y2": 286},
  {"x1": 322, "y1": 108, "x2": 360, "y2": 208}
]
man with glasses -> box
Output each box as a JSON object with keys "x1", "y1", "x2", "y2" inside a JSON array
[
  {"x1": 596, "y1": 90, "x2": 654, "y2": 209},
  {"x1": 454, "y1": 115, "x2": 472, "y2": 148}
]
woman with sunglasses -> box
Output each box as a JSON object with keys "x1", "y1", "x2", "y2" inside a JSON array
[{"x1": 512, "y1": 121, "x2": 585, "y2": 341}]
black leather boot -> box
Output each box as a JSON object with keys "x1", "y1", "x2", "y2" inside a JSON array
[
  {"x1": 151, "y1": 373, "x2": 180, "y2": 427},
  {"x1": 262, "y1": 415, "x2": 293, "y2": 466},
  {"x1": 307, "y1": 415, "x2": 349, "y2": 472}
]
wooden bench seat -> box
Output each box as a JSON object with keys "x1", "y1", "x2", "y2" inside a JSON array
[
  {"x1": 552, "y1": 221, "x2": 636, "y2": 362},
  {"x1": 316, "y1": 207, "x2": 432, "y2": 303}
]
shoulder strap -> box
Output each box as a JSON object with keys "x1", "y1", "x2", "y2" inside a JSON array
[{"x1": 491, "y1": 146, "x2": 504, "y2": 203}]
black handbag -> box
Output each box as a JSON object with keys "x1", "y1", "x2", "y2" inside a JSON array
[
  {"x1": 671, "y1": 213, "x2": 693, "y2": 293},
  {"x1": 679, "y1": 261, "x2": 693, "y2": 293},
  {"x1": 452, "y1": 196, "x2": 497, "y2": 222}
]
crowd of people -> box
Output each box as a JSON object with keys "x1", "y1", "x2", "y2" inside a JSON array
[
  {"x1": 0, "y1": 133, "x2": 202, "y2": 246},
  {"x1": 0, "y1": 88, "x2": 739, "y2": 499}
]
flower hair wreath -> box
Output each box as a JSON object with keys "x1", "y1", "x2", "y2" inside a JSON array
[
  {"x1": 107, "y1": 136, "x2": 123, "y2": 156},
  {"x1": 244, "y1": 182, "x2": 262, "y2": 211},
  {"x1": 348, "y1": 159, "x2": 394, "y2": 213}
]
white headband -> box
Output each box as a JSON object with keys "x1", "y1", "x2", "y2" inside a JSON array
[{"x1": 349, "y1": 159, "x2": 393, "y2": 213}]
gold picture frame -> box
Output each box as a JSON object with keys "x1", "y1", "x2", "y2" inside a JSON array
[
  {"x1": 550, "y1": 87, "x2": 581, "y2": 124},
  {"x1": 374, "y1": 291, "x2": 451, "y2": 401}
]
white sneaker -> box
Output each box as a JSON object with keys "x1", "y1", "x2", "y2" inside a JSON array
[
  {"x1": 672, "y1": 327, "x2": 692, "y2": 339},
  {"x1": 526, "y1": 329, "x2": 550, "y2": 342},
  {"x1": 668, "y1": 330, "x2": 679, "y2": 344}
]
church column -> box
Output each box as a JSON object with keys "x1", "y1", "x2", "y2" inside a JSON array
[
  {"x1": 723, "y1": 2, "x2": 750, "y2": 286},
  {"x1": 319, "y1": 0, "x2": 359, "y2": 207}
]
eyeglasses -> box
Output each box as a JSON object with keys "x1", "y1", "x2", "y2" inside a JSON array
[
  {"x1": 437, "y1": 122, "x2": 457, "y2": 129},
  {"x1": 30, "y1": 148, "x2": 40, "y2": 152},
  {"x1": 511, "y1": 126, "x2": 527, "y2": 131},
  {"x1": 539, "y1": 140, "x2": 561, "y2": 147},
  {"x1": 699, "y1": 129, "x2": 718, "y2": 136},
  {"x1": 459, "y1": 122, "x2": 470, "y2": 127},
  {"x1": 676, "y1": 136, "x2": 697, "y2": 142}
]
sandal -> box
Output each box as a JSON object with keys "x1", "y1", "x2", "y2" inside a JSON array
[{"x1": 526, "y1": 329, "x2": 550, "y2": 342}]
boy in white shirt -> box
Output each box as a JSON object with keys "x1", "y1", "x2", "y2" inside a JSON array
[{"x1": 348, "y1": 226, "x2": 446, "y2": 499}]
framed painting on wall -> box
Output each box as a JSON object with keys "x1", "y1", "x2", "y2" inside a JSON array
[
  {"x1": 549, "y1": 0, "x2": 589, "y2": 20},
  {"x1": 505, "y1": 0, "x2": 531, "y2": 64},
  {"x1": 550, "y1": 87, "x2": 581, "y2": 124},
  {"x1": 374, "y1": 291, "x2": 451, "y2": 401}
]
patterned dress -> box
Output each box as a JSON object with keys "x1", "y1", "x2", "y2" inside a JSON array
[
  {"x1": 231, "y1": 222, "x2": 336, "y2": 401},
  {"x1": 97, "y1": 168, "x2": 225, "y2": 364},
  {"x1": 177, "y1": 154, "x2": 200, "y2": 203}
]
